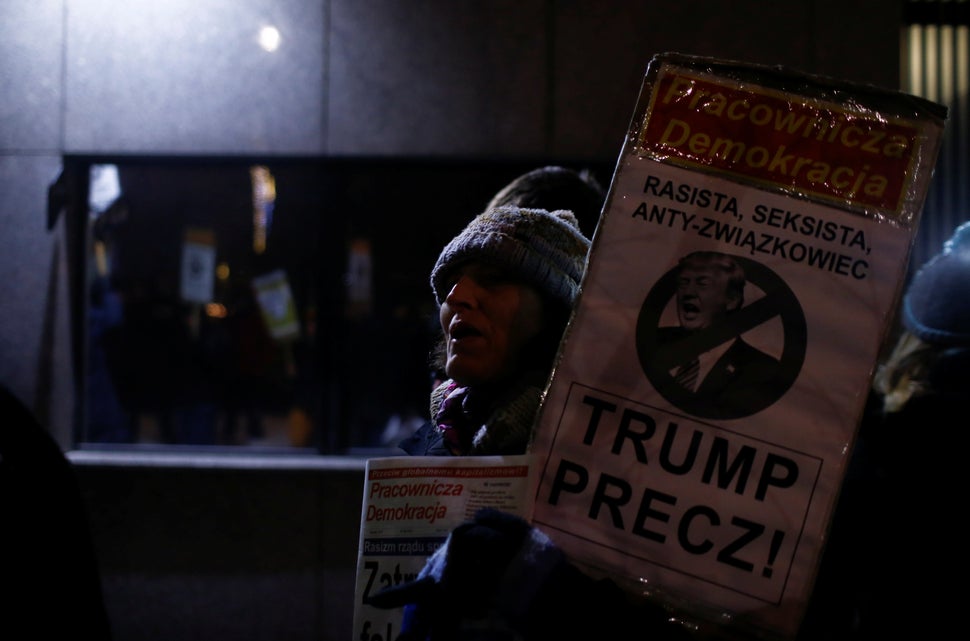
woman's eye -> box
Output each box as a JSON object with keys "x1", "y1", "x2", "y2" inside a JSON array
[
  {"x1": 476, "y1": 272, "x2": 504, "y2": 287},
  {"x1": 479, "y1": 270, "x2": 517, "y2": 289}
]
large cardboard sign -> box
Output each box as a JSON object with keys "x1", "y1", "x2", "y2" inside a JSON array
[{"x1": 528, "y1": 54, "x2": 946, "y2": 640}]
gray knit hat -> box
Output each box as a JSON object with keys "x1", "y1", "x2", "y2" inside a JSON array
[
  {"x1": 902, "y1": 220, "x2": 970, "y2": 345},
  {"x1": 430, "y1": 205, "x2": 591, "y2": 308},
  {"x1": 485, "y1": 166, "x2": 605, "y2": 238}
]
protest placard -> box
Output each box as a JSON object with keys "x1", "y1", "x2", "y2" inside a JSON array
[
  {"x1": 527, "y1": 53, "x2": 947, "y2": 640},
  {"x1": 352, "y1": 455, "x2": 532, "y2": 641},
  {"x1": 251, "y1": 268, "x2": 301, "y2": 341},
  {"x1": 179, "y1": 227, "x2": 216, "y2": 305}
]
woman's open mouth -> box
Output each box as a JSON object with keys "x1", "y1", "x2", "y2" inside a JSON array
[{"x1": 449, "y1": 320, "x2": 483, "y2": 342}]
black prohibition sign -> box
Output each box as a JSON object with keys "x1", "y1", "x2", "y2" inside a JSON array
[{"x1": 636, "y1": 254, "x2": 807, "y2": 419}]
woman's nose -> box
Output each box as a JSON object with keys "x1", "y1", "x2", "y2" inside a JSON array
[{"x1": 444, "y1": 274, "x2": 479, "y2": 307}]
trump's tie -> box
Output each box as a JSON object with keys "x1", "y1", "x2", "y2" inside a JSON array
[{"x1": 675, "y1": 357, "x2": 700, "y2": 392}]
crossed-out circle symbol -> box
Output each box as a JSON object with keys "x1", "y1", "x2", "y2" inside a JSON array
[{"x1": 636, "y1": 254, "x2": 806, "y2": 420}]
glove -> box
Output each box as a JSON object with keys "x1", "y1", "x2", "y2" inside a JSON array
[
  {"x1": 366, "y1": 508, "x2": 694, "y2": 641},
  {"x1": 365, "y1": 508, "x2": 562, "y2": 640}
]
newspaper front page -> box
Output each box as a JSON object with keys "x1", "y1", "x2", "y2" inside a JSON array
[{"x1": 352, "y1": 455, "x2": 532, "y2": 640}]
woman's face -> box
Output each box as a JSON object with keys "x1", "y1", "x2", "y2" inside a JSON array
[{"x1": 439, "y1": 262, "x2": 546, "y2": 387}]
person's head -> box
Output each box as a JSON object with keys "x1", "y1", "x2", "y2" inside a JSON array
[
  {"x1": 874, "y1": 220, "x2": 970, "y2": 412},
  {"x1": 430, "y1": 206, "x2": 590, "y2": 388},
  {"x1": 674, "y1": 251, "x2": 745, "y2": 331},
  {"x1": 485, "y1": 166, "x2": 605, "y2": 238}
]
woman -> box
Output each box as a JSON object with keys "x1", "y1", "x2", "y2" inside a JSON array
[
  {"x1": 800, "y1": 221, "x2": 970, "y2": 640},
  {"x1": 399, "y1": 204, "x2": 590, "y2": 456},
  {"x1": 379, "y1": 204, "x2": 696, "y2": 641}
]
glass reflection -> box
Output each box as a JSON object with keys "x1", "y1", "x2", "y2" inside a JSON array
[{"x1": 77, "y1": 158, "x2": 583, "y2": 454}]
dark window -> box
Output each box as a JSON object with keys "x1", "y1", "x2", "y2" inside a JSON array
[
  {"x1": 67, "y1": 156, "x2": 609, "y2": 455},
  {"x1": 902, "y1": 0, "x2": 970, "y2": 271}
]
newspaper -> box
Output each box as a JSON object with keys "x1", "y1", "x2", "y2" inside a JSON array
[
  {"x1": 527, "y1": 53, "x2": 946, "y2": 640},
  {"x1": 351, "y1": 455, "x2": 532, "y2": 640}
]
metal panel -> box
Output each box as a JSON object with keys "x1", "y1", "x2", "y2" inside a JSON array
[
  {"x1": 63, "y1": 0, "x2": 326, "y2": 154},
  {"x1": 0, "y1": 1, "x2": 64, "y2": 151}
]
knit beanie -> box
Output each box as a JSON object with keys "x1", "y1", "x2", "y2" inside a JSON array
[
  {"x1": 430, "y1": 205, "x2": 591, "y2": 308},
  {"x1": 902, "y1": 220, "x2": 970, "y2": 345},
  {"x1": 485, "y1": 166, "x2": 605, "y2": 238}
]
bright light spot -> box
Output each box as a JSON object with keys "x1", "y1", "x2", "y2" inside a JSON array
[
  {"x1": 205, "y1": 303, "x2": 228, "y2": 318},
  {"x1": 258, "y1": 25, "x2": 281, "y2": 52},
  {"x1": 89, "y1": 164, "x2": 121, "y2": 214},
  {"x1": 216, "y1": 262, "x2": 230, "y2": 281}
]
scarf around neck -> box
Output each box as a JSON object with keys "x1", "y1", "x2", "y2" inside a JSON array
[{"x1": 430, "y1": 373, "x2": 547, "y2": 456}]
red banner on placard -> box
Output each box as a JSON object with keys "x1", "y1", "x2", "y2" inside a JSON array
[{"x1": 638, "y1": 68, "x2": 921, "y2": 213}]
